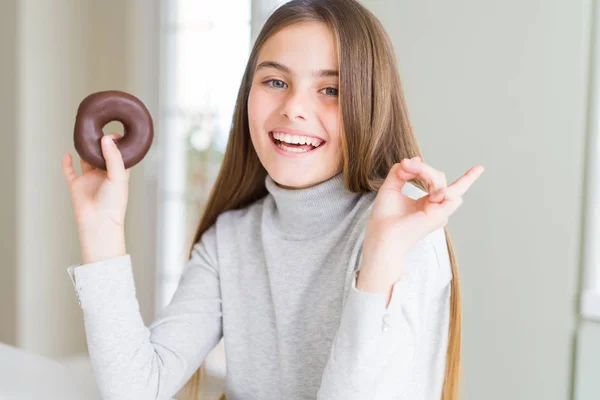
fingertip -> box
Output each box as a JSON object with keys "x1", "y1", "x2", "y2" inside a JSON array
[
  {"x1": 472, "y1": 165, "x2": 485, "y2": 175},
  {"x1": 101, "y1": 136, "x2": 117, "y2": 156},
  {"x1": 61, "y1": 154, "x2": 78, "y2": 183},
  {"x1": 402, "y1": 158, "x2": 419, "y2": 171},
  {"x1": 430, "y1": 187, "x2": 445, "y2": 203},
  {"x1": 399, "y1": 158, "x2": 412, "y2": 170}
]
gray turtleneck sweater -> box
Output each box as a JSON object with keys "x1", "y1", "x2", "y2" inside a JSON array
[{"x1": 67, "y1": 172, "x2": 452, "y2": 400}]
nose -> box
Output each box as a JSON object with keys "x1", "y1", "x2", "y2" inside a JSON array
[{"x1": 280, "y1": 88, "x2": 309, "y2": 121}]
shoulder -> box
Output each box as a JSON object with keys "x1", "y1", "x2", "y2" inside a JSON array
[
  {"x1": 187, "y1": 199, "x2": 265, "y2": 274},
  {"x1": 216, "y1": 197, "x2": 266, "y2": 228},
  {"x1": 192, "y1": 197, "x2": 267, "y2": 253}
]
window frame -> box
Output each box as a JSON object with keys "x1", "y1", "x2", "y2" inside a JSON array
[{"x1": 580, "y1": 0, "x2": 600, "y2": 321}]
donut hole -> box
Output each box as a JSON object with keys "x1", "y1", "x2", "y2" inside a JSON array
[{"x1": 102, "y1": 120, "x2": 125, "y2": 139}]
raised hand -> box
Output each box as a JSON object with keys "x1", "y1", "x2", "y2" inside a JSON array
[
  {"x1": 61, "y1": 133, "x2": 131, "y2": 264},
  {"x1": 359, "y1": 157, "x2": 484, "y2": 284}
]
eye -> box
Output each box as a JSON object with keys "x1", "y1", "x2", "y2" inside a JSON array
[
  {"x1": 265, "y1": 79, "x2": 287, "y2": 89},
  {"x1": 320, "y1": 87, "x2": 339, "y2": 97}
]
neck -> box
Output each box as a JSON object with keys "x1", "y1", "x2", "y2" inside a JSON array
[{"x1": 264, "y1": 172, "x2": 362, "y2": 239}]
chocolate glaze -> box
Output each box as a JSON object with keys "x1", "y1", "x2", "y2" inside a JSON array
[{"x1": 73, "y1": 90, "x2": 154, "y2": 170}]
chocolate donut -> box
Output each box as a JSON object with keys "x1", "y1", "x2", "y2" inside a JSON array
[{"x1": 73, "y1": 90, "x2": 154, "y2": 170}]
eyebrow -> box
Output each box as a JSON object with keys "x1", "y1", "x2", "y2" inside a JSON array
[{"x1": 255, "y1": 61, "x2": 339, "y2": 78}]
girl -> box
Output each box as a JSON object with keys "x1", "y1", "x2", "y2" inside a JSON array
[{"x1": 61, "y1": 0, "x2": 483, "y2": 399}]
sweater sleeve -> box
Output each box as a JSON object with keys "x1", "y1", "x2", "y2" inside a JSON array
[
  {"x1": 317, "y1": 229, "x2": 452, "y2": 399},
  {"x1": 66, "y1": 224, "x2": 223, "y2": 400}
]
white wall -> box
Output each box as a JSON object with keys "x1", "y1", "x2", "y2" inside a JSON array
[
  {"x1": 17, "y1": 0, "x2": 91, "y2": 358},
  {"x1": 0, "y1": 0, "x2": 159, "y2": 359},
  {"x1": 363, "y1": 0, "x2": 589, "y2": 399}
]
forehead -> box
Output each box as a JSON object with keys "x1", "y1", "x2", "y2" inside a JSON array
[{"x1": 257, "y1": 21, "x2": 338, "y2": 71}]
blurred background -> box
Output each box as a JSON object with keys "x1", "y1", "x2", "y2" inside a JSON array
[{"x1": 0, "y1": 0, "x2": 598, "y2": 399}]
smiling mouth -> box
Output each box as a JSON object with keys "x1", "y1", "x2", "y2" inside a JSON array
[{"x1": 269, "y1": 131, "x2": 325, "y2": 154}]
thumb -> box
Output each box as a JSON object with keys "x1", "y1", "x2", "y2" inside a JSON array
[{"x1": 101, "y1": 134, "x2": 127, "y2": 183}]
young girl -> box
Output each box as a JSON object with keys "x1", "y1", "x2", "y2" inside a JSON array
[{"x1": 61, "y1": 0, "x2": 483, "y2": 399}]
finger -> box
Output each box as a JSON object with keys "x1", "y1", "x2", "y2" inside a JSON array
[
  {"x1": 394, "y1": 157, "x2": 422, "y2": 181},
  {"x1": 379, "y1": 156, "x2": 426, "y2": 192},
  {"x1": 400, "y1": 158, "x2": 447, "y2": 193},
  {"x1": 427, "y1": 166, "x2": 484, "y2": 224},
  {"x1": 381, "y1": 162, "x2": 408, "y2": 192},
  {"x1": 380, "y1": 157, "x2": 423, "y2": 192},
  {"x1": 101, "y1": 134, "x2": 127, "y2": 182},
  {"x1": 429, "y1": 165, "x2": 485, "y2": 203},
  {"x1": 429, "y1": 186, "x2": 448, "y2": 203},
  {"x1": 80, "y1": 157, "x2": 94, "y2": 174},
  {"x1": 105, "y1": 132, "x2": 122, "y2": 143},
  {"x1": 446, "y1": 165, "x2": 485, "y2": 197},
  {"x1": 62, "y1": 152, "x2": 79, "y2": 185}
]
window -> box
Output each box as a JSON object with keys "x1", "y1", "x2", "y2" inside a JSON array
[{"x1": 156, "y1": 0, "x2": 289, "y2": 310}]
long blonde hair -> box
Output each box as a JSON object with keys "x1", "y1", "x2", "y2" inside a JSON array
[{"x1": 182, "y1": 1, "x2": 461, "y2": 399}]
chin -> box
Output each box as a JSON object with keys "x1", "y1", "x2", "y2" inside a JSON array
[{"x1": 268, "y1": 170, "x2": 322, "y2": 189}]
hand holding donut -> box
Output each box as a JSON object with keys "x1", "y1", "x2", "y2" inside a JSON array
[
  {"x1": 61, "y1": 91, "x2": 154, "y2": 264},
  {"x1": 359, "y1": 158, "x2": 484, "y2": 285},
  {"x1": 62, "y1": 133, "x2": 130, "y2": 264}
]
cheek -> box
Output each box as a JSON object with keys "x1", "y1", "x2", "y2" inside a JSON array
[
  {"x1": 247, "y1": 86, "x2": 260, "y2": 127},
  {"x1": 248, "y1": 85, "x2": 274, "y2": 127},
  {"x1": 322, "y1": 105, "x2": 340, "y2": 143},
  {"x1": 247, "y1": 86, "x2": 266, "y2": 144}
]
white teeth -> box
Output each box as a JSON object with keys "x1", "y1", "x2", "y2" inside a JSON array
[
  {"x1": 276, "y1": 142, "x2": 310, "y2": 153},
  {"x1": 272, "y1": 131, "x2": 323, "y2": 147}
]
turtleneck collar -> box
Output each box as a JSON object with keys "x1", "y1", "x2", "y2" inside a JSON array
[{"x1": 263, "y1": 172, "x2": 362, "y2": 239}]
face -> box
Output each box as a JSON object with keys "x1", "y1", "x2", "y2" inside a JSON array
[{"x1": 248, "y1": 21, "x2": 343, "y2": 189}]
